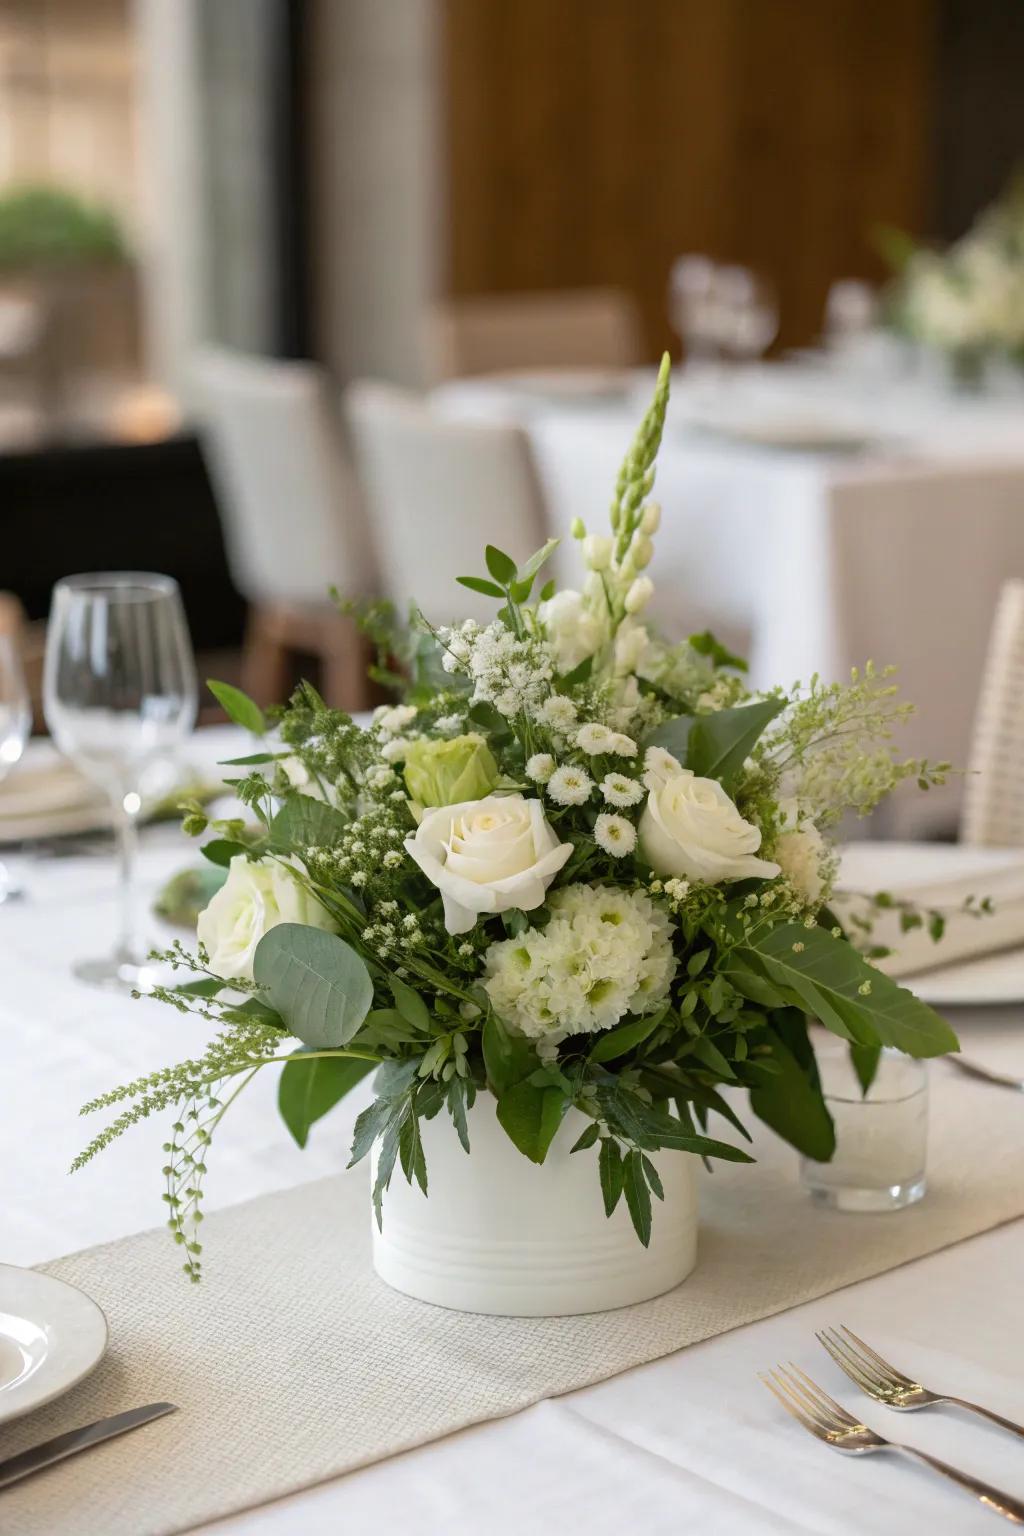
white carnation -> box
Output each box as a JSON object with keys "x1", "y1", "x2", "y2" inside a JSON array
[
  {"x1": 483, "y1": 884, "x2": 677, "y2": 1046},
  {"x1": 576, "y1": 722, "x2": 615, "y2": 754},
  {"x1": 595, "y1": 813, "x2": 637, "y2": 856},
  {"x1": 526, "y1": 753, "x2": 556, "y2": 783},
  {"x1": 773, "y1": 799, "x2": 829, "y2": 905},
  {"x1": 539, "y1": 694, "x2": 578, "y2": 730},
  {"x1": 546, "y1": 764, "x2": 593, "y2": 806}
]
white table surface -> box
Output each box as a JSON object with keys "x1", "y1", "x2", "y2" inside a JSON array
[
  {"x1": 434, "y1": 365, "x2": 1024, "y2": 840},
  {"x1": 4, "y1": 727, "x2": 1024, "y2": 1535}
]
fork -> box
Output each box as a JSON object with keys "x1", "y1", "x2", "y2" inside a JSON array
[
  {"x1": 818, "y1": 1325, "x2": 1024, "y2": 1440},
  {"x1": 761, "y1": 1362, "x2": 1024, "y2": 1523}
]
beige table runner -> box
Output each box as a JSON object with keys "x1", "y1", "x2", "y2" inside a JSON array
[{"x1": 4, "y1": 1055, "x2": 1024, "y2": 1536}]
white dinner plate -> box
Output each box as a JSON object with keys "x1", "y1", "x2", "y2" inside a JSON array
[
  {"x1": 902, "y1": 948, "x2": 1024, "y2": 1009},
  {"x1": 0, "y1": 1264, "x2": 108, "y2": 1424}
]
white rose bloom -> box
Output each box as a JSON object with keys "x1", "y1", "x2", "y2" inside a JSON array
[
  {"x1": 539, "y1": 589, "x2": 607, "y2": 672},
  {"x1": 405, "y1": 793, "x2": 572, "y2": 935},
  {"x1": 639, "y1": 765, "x2": 780, "y2": 885},
  {"x1": 197, "y1": 854, "x2": 338, "y2": 981},
  {"x1": 773, "y1": 797, "x2": 828, "y2": 904}
]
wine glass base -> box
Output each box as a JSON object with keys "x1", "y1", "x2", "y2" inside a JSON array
[{"x1": 72, "y1": 951, "x2": 161, "y2": 995}]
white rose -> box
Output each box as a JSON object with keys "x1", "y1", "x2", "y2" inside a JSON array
[
  {"x1": 405, "y1": 793, "x2": 573, "y2": 935},
  {"x1": 197, "y1": 854, "x2": 338, "y2": 981},
  {"x1": 539, "y1": 589, "x2": 608, "y2": 672},
  {"x1": 773, "y1": 797, "x2": 827, "y2": 904},
  {"x1": 639, "y1": 765, "x2": 780, "y2": 885}
]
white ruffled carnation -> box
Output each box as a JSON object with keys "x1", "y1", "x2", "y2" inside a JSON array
[
  {"x1": 539, "y1": 694, "x2": 578, "y2": 731},
  {"x1": 594, "y1": 813, "x2": 636, "y2": 856},
  {"x1": 773, "y1": 798, "x2": 830, "y2": 905},
  {"x1": 546, "y1": 764, "x2": 593, "y2": 806},
  {"x1": 483, "y1": 884, "x2": 677, "y2": 1046},
  {"x1": 526, "y1": 753, "x2": 556, "y2": 784}
]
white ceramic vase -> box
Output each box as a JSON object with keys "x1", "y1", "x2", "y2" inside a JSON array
[{"x1": 371, "y1": 1097, "x2": 698, "y2": 1316}]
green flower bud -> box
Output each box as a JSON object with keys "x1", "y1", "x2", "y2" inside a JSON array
[{"x1": 403, "y1": 733, "x2": 499, "y2": 808}]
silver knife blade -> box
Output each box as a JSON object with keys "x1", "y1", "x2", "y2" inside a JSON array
[{"x1": 0, "y1": 1401, "x2": 177, "y2": 1491}]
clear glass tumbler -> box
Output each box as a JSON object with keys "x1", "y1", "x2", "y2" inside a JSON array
[
  {"x1": 43, "y1": 572, "x2": 197, "y2": 991},
  {"x1": 800, "y1": 1044, "x2": 928, "y2": 1213}
]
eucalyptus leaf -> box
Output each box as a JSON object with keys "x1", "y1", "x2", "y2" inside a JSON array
[
  {"x1": 278, "y1": 1052, "x2": 374, "y2": 1148},
  {"x1": 268, "y1": 794, "x2": 349, "y2": 853},
  {"x1": 253, "y1": 924, "x2": 373, "y2": 1048},
  {"x1": 389, "y1": 976, "x2": 431, "y2": 1033}
]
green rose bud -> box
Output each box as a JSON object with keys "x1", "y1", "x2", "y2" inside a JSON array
[{"x1": 403, "y1": 733, "x2": 499, "y2": 808}]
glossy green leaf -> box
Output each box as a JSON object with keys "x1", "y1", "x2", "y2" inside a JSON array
[
  {"x1": 685, "y1": 698, "x2": 785, "y2": 787},
  {"x1": 495, "y1": 1080, "x2": 565, "y2": 1164},
  {"x1": 851, "y1": 1041, "x2": 882, "y2": 1097},
  {"x1": 206, "y1": 679, "x2": 265, "y2": 735},
  {"x1": 517, "y1": 537, "x2": 560, "y2": 583},
  {"x1": 688, "y1": 629, "x2": 749, "y2": 673},
  {"x1": 599, "y1": 1137, "x2": 624, "y2": 1215},
  {"x1": 485, "y1": 544, "x2": 517, "y2": 584},
  {"x1": 749, "y1": 1026, "x2": 836, "y2": 1161},
  {"x1": 588, "y1": 1014, "x2": 660, "y2": 1064},
  {"x1": 456, "y1": 575, "x2": 505, "y2": 598},
  {"x1": 482, "y1": 1011, "x2": 538, "y2": 1095},
  {"x1": 389, "y1": 976, "x2": 431, "y2": 1032},
  {"x1": 278, "y1": 1052, "x2": 374, "y2": 1148},
  {"x1": 623, "y1": 1150, "x2": 652, "y2": 1246},
  {"x1": 199, "y1": 838, "x2": 248, "y2": 868},
  {"x1": 253, "y1": 924, "x2": 373, "y2": 1048}
]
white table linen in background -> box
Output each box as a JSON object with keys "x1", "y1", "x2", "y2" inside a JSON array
[
  {"x1": 435, "y1": 369, "x2": 1024, "y2": 837},
  {"x1": 4, "y1": 728, "x2": 1024, "y2": 1535}
]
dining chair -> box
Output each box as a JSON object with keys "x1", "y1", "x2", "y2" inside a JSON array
[
  {"x1": 193, "y1": 348, "x2": 377, "y2": 710},
  {"x1": 962, "y1": 578, "x2": 1024, "y2": 846},
  {"x1": 344, "y1": 381, "x2": 548, "y2": 627},
  {"x1": 422, "y1": 287, "x2": 644, "y2": 383}
]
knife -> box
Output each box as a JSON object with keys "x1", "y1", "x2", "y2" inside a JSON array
[{"x1": 0, "y1": 1402, "x2": 177, "y2": 1491}]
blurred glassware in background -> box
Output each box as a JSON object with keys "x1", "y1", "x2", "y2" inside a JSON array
[
  {"x1": 668, "y1": 253, "x2": 720, "y2": 367},
  {"x1": 715, "y1": 265, "x2": 779, "y2": 366},
  {"x1": 43, "y1": 573, "x2": 197, "y2": 991},
  {"x1": 824, "y1": 279, "x2": 878, "y2": 352},
  {"x1": 0, "y1": 631, "x2": 31, "y2": 902}
]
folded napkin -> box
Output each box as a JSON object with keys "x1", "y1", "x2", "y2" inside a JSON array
[{"x1": 835, "y1": 841, "x2": 1024, "y2": 978}]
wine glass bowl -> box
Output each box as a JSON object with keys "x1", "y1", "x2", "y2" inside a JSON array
[{"x1": 43, "y1": 572, "x2": 198, "y2": 990}]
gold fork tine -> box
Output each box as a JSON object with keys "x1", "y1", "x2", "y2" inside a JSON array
[
  {"x1": 772, "y1": 1367, "x2": 836, "y2": 1432},
  {"x1": 818, "y1": 1328, "x2": 887, "y2": 1397},
  {"x1": 760, "y1": 1372, "x2": 823, "y2": 1437},
  {"x1": 840, "y1": 1325, "x2": 912, "y2": 1388},
  {"x1": 788, "y1": 1361, "x2": 863, "y2": 1427}
]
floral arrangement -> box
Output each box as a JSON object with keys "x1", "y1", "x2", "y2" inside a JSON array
[
  {"x1": 74, "y1": 358, "x2": 958, "y2": 1278},
  {"x1": 885, "y1": 176, "x2": 1024, "y2": 378}
]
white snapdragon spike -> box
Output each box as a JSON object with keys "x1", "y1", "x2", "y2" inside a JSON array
[
  {"x1": 483, "y1": 884, "x2": 677, "y2": 1043},
  {"x1": 601, "y1": 772, "x2": 645, "y2": 807},
  {"x1": 640, "y1": 763, "x2": 780, "y2": 884},
  {"x1": 539, "y1": 589, "x2": 608, "y2": 673},
  {"x1": 404, "y1": 794, "x2": 572, "y2": 935},
  {"x1": 197, "y1": 855, "x2": 337, "y2": 981},
  {"x1": 594, "y1": 812, "x2": 637, "y2": 856},
  {"x1": 546, "y1": 764, "x2": 594, "y2": 806},
  {"x1": 641, "y1": 501, "x2": 661, "y2": 534},
  {"x1": 525, "y1": 753, "x2": 556, "y2": 783},
  {"x1": 583, "y1": 534, "x2": 613, "y2": 571},
  {"x1": 624, "y1": 576, "x2": 654, "y2": 615}
]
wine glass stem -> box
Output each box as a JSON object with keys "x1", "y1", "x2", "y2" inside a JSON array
[{"x1": 116, "y1": 805, "x2": 140, "y2": 958}]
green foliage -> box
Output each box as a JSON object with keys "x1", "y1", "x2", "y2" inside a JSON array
[
  {"x1": 688, "y1": 630, "x2": 749, "y2": 673},
  {"x1": 686, "y1": 698, "x2": 786, "y2": 787},
  {"x1": 496, "y1": 1080, "x2": 566, "y2": 1163},
  {"x1": 253, "y1": 925, "x2": 374, "y2": 1048},
  {"x1": 268, "y1": 794, "x2": 349, "y2": 853},
  {"x1": 749, "y1": 1018, "x2": 835, "y2": 1161},
  {"x1": 206, "y1": 680, "x2": 266, "y2": 735},
  {"x1": 482, "y1": 1011, "x2": 539, "y2": 1095},
  {"x1": 0, "y1": 184, "x2": 125, "y2": 268},
  {"x1": 278, "y1": 1051, "x2": 374, "y2": 1148}
]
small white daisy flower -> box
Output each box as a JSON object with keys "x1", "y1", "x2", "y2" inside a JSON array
[
  {"x1": 539, "y1": 694, "x2": 578, "y2": 730},
  {"x1": 526, "y1": 753, "x2": 556, "y2": 783},
  {"x1": 546, "y1": 764, "x2": 594, "y2": 806},
  {"x1": 576, "y1": 722, "x2": 614, "y2": 754},
  {"x1": 601, "y1": 772, "x2": 645, "y2": 808},
  {"x1": 594, "y1": 813, "x2": 637, "y2": 856},
  {"x1": 608, "y1": 731, "x2": 638, "y2": 757}
]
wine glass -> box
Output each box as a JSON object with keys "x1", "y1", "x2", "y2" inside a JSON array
[
  {"x1": 43, "y1": 573, "x2": 198, "y2": 990},
  {"x1": 824, "y1": 279, "x2": 877, "y2": 351},
  {"x1": 667, "y1": 254, "x2": 721, "y2": 368},
  {"x1": 0, "y1": 631, "x2": 31, "y2": 902},
  {"x1": 715, "y1": 265, "x2": 779, "y2": 365}
]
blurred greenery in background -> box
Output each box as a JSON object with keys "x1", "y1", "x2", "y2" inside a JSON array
[{"x1": 0, "y1": 184, "x2": 127, "y2": 269}]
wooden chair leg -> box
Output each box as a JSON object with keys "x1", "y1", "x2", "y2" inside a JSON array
[
  {"x1": 321, "y1": 612, "x2": 372, "y2": 712},
  {"x1": 241, "y1": 602, "x2": 294, "y2": 707}
]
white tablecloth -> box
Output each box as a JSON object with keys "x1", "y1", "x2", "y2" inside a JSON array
[
  {"x1": 4, "y1": 727, "x2": 1024, "y2": 1534},
  {"x1": 435, "y1": 368, "x2": 1024, "y2": 838}
]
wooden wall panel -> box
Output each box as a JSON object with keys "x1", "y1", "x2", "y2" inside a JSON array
[{"x1": 441, "y1": 0, "x2": 934, "y2": 355}]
